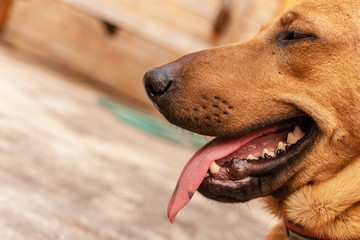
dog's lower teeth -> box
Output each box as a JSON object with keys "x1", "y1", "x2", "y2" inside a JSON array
[
  {"x1": 247, "y1": 154, "x2": 258, "y2": 160},
  {"x1": 261, "y1": 149, "x2": 275, "y2": 158},
  {"x1": 209, "y1": 161, "x2": 221, "y2": 174},
  {"x1": 208, "y1": 126, "x2": 306, "y2": 172},
  {"x1": 287, "y1": 125, "x2": 305, "y2": 144},
  {"x1": 287, "y1": 132, "x2": 298, "y2": 144},
  {"x1": 293, "y1": 126, "x2": 305, "y2": 139},
  {"x1": 264, "y1": 153, "x2": 273, "y2": 159},
  {"x1": 277, "y1": 141, "x2": 286, "y2": 151}
]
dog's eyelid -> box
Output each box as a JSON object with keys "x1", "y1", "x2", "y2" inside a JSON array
[{"x1": 277, "y1": 30, "x2": 318, "y2": 44}]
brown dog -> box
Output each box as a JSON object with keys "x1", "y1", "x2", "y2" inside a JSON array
[{"x1": 143, "y1": 0, "x2": 360, "y2": 239}]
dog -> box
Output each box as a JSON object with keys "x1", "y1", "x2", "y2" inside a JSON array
[{"x1": 143, "y1": 0, "x2": 360, "y2": 239}]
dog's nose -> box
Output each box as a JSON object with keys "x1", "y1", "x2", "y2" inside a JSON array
[{"x1": 143, "y1": 66, "x2": 173, "y2": 100}]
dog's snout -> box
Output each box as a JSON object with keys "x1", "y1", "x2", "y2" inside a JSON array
[{"x1": 143, "y1": 66, "x2": 173, "y2": 100}]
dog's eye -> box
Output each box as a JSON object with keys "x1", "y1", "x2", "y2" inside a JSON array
[{"x1": 278, "y1": 31, "x2": 317, "y2": 43}]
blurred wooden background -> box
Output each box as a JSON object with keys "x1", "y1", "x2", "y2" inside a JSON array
[{"x1": 0, "y1": 0, "x2": 289, "y2": 111}]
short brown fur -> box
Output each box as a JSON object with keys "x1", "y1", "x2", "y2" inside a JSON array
[{"x1": 145, "y1": 0, "x2": 360, "y2": 238}]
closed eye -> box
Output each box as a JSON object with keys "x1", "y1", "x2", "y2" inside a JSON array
[{"x1": 278, "y1": 31, "x2": 318, "y2": 44}]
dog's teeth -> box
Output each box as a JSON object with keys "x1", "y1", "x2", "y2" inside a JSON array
[
  {"x1": 287, "y1": 132, "x2": 298, "y2": 145},
  {"x1": 261, "y1": 149, "x2": 268, "y2": 158},
  {"x1": 261, "y1": 149, "x2": 275, "y2": 158},
  {"x1": 277, "y1": 141, "x2": 286, "y2": 151},
  {"x1": 287, "y1": 126, "x2": 305, "y2": 145},
  {"x1": 210, "y1": 161, "x2": 220, "y2": 174},
  {"x1": 247, "y1": 154, "x2": 258, "y2": 160},
  {"x1": 293, "y1": 126, "x2": 305, "y2": 139}
]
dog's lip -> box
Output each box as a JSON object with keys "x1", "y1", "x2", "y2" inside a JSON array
[{"x1": 167, "y1": 116, "x2": 316, "y2": 223}]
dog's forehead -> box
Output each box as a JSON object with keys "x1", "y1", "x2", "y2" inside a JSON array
[
  {"x1": 286, "y1": 0, "x2": 360, "y2": 21},
  {"x1": 276, "y1": 0, "x2": 360, "y2": 36}
]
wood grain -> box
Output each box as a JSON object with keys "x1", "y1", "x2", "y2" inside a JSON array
[
  {"x1": 1, "y1": 0, "x2": 282, "y2": 110},
  {"x1": 0, "y1": 0, "x2": 13, "y2": 31},
  {"x1": 1, "y1": 0, "x2": 214, "y2": 110}
]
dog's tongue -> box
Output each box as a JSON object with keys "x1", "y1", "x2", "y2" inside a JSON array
[{"x1": 167, "y1": 125, "x2": 278, "y2": 223}]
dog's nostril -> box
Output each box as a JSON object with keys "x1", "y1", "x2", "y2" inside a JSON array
[
  {"x1": 146, "y1": 81, "x2": 172, "y2": 97},
  {"x1": 143, "y1": 67, "x2": 173, "y2": 98}
]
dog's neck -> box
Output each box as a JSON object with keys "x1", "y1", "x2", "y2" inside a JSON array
[{"x1": 286, "y1": 221, "x2": 326, "y2": 240}]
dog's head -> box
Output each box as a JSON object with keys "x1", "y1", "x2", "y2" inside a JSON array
[{"x1": 143, "y1": 0, "x2": 360, "y2": 222}]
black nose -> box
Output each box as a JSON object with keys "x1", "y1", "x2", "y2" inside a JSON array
[{"x1": 143, "y1": 66, "x2": 173, "y2": 100}]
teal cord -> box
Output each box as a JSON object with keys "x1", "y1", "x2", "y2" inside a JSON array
[{"x1": 99, "y1": 97, "x2": 208, "y2": 149}]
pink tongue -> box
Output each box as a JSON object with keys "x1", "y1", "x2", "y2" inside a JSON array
[{"x1": 167, "y1": 125, "x2": 278, "y2": 223}]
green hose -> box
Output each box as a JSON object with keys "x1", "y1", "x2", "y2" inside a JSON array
[{"x1": 99, "y1": 97, "x2": 208, "y2": 149}]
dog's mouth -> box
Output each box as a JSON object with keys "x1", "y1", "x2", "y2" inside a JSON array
[{"x1": 167, "y1": 115, "x2": 317, "y2": 223}]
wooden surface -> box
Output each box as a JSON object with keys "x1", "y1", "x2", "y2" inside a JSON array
[
  {"x1": 64, "y1": 0, "x2": 216, "y2": 54},
  {"x1": 0, "y1": 44, "x2": 278, "y2": 239},
  {"x1": 1, "y1": 0, "x2": 216, "y2": 110},
  {"x1": 278, "y1": 0, "x2": 302, "y2": 14},
  {"x1": 0, "y1": 0, "x2": 13, "y2": 31},
  {"x1": 214, "y1": 0, "x2": 279, "y2": 44},
  {"x1": 1, "y1": 0, "x2": 283, "y2": 111}
]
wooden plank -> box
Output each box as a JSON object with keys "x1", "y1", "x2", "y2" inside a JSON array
[
  {"x1": 166, "y1": 0, "x2": 219, "y2": 20},
  {"x1": 0, "y1": 0, "x2": 13, "y2": 31},
  {"x1": 2, "y1": 0, "x2": 282, "y2": 109},
  {"x1": 214, "y1": 0, "x2": 279, "y2": 44},
  {"x1": 2, "y1": 0, "x2": 218, "y2": 109},
  {"x1": 103, "y1": 0, "x2": 214, "y2": 38},
  {"x1": 62, "y1": 0, "x2": 213, "y2": 54},
  {"x1": 278, "y1": 0, "x2": 302, "y2": 13},
  {"x1": 2, "y1": 0, "x2": 186, "y2": 108}
]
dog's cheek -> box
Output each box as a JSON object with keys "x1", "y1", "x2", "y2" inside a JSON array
[{"x1": 276, "y1": 41, "x2": 344, "y2": 81}]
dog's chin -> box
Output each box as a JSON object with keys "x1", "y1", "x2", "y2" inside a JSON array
[{"x1": 194, "y1": 115, "x2": 318, "y2": 203}]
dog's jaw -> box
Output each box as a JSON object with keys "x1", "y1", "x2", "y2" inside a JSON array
[{"x1": 167, "y1": 116, "x2": 318, "y2": 223}]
